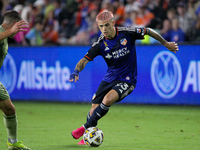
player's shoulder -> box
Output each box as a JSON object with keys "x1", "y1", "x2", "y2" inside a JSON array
[
  {"x1": 118, "y1": 26, "x2": 147, "y2": 37},
  {"x1": 92, "y1": 34, "x2": 104, "y2": 47},
  {"x1": 117, "y1": 26, "x2": 136, "y2": 33}
]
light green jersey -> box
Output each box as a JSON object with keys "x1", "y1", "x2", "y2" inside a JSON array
[
  {"x1": 0, "y1": 25, "x2": 10, "y2": 101},
  {"x1": 0, "y1": 25, "x2": 8, "y2": 68}
]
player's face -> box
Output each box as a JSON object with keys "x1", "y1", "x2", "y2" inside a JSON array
[{"x1": 97, "y1": 19, "x2": 116, "y2": 39}]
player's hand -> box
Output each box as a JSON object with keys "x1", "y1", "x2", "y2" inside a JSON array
[
  {"x1": 11, "y1": 20, "x2": 29, "y2": 34},
  {"x1": 69, "y1": 70, "x2": 79, "y2": 82},
  {"x1": 164, "y1": 42, "x2": 179, "y2": 53}
]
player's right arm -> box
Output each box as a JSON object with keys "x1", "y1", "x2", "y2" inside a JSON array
[
  {"x1": 0, "y1": 20, "x2": 28, "y2": 41},
  {"x1": 69, "y1": 58, "x2": 89, "y2": 82}
]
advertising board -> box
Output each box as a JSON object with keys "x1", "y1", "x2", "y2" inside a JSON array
[{"x1": 0, "y1": 45, "x2": 199, "y2": 105}]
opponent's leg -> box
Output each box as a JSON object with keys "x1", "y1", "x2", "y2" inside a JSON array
[
  {"x1": 0, "y1": 99, "x2": 17, "y2": 143},
  {"x1": 0, "y1": 99, "x2": 31, "y2": 150}
]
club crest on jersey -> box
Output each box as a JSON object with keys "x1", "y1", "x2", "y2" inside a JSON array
[
  {"x1": 137, "y1": 28, "x2": 145, "y2": 36},
  {"x1": 104, "y1": 41, "x2": 108, "y2": 47},
  {"x1": 137, "y1": 29, "x2": 141, "y2": 33},
  {"x1": 120, "y1": 38, "x2": 127, "y2": 46}
]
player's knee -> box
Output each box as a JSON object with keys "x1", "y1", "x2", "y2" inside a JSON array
[
  {"x1": 103, "y1": 90, "x2": 119, "y2": 106},
  {"x1": 103, "y1": 95, "x2": 114, "y2": 106},
  {"x1": 90, "y1": 104, "x2": 99, "y2": 116},
  {"x1": 3, "y1": 104, "x2": 16, "y2": 116}
]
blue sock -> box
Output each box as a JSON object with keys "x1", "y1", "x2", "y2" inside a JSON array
[{"x1": 84, "y1": 103, "x2": 110, "y2": 129}]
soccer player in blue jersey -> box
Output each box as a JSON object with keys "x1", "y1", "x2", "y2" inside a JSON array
[{"x1": 70, "y1": 10, "x2": 179, "y2": 145}]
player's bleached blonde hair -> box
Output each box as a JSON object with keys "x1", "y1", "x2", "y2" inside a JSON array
[{"x1": 96, "y1": 10, "x2": 114, "y2": 22}]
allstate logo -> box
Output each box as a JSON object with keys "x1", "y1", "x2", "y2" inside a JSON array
[
  {"x1": 151, "y1": 51, "x2": 182, "y2": 99},
  {"x1": 0, "y1": 53, "x2": 17, "y2": 94}
]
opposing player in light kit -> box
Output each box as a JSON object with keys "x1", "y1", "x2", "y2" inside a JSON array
[
  {"x1": 0, "y1": 10, "x2": 31, "y2": 150},
  {"x1": 70, "y1": 10, "x2": 179, "y2": 145}
]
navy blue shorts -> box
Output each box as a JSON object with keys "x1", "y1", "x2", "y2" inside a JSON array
[{"x1": 92, "y1": 80, "x2": 135, "y2": 104}]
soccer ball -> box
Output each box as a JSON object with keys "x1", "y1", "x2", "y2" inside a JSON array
[{"x1": 83, "y1": 127, "x2": 104, "y2": 147}]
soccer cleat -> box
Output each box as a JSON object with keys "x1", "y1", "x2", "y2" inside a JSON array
[
  {"x1": 78, "y1": 139, "x2": 85, "y2": 145},
  {"x1": 71, "y1": 126, "x2": 85, "y2": 139},
  {"x1": 7, "y1": 141, "x2": 31, "y2": 150}
]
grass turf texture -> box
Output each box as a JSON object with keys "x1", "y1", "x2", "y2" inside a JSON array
[{"x1": 0, "y1": 101, "x2": 200, "y2": 150}]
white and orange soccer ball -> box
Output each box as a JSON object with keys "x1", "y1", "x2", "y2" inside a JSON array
[{"x1": 83, "y1": 127, "x2": 104, "y2": 147}]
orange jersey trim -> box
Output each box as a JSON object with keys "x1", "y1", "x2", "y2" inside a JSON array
[
  {"x1": 144, "y1": 28, "x2": 147, "y2": 35},
  {"x1": 84, "y1": 55, "x2": 93, "y2": 61}
]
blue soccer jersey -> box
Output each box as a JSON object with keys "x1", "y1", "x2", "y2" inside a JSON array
[{"x1": 84, "y1": 27, "x2": 146, "y2": 86}]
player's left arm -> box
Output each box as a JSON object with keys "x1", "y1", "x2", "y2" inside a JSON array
[
  {"x1": 146, "y1": 28, "x2": 179, "y2": 53},
  {"x1": 69, "y1": 57, "x2": 89, "y2": 82},
  {"x1": 74, "y1": 57, "x2": 89, "y2": 72}
]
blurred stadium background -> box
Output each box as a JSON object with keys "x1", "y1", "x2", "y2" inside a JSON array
[
  {"x1": 1, "y1": 0, "x2": 200, "y2": 46},
  {"x1": 0, "y1": 0, "x2": 199, "y2": 104},
  {"x1": 0, "y1": 0, "x2": 200, "y2": 149}
]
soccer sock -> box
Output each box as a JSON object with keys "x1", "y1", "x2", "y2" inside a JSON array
[
  {"x1": 3, "y1": 114, "x2": 18, "y2": 143},
  {"x1": 84, "y1": 103, "x2": 110, "y2": 129},
  {"x1": 87, "y1": 111, "x2": 90, "y2": 122}
]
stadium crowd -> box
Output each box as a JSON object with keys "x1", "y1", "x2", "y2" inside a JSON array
[{"x1": 0, "y1": 0, "x2": 200, "y2": 46}]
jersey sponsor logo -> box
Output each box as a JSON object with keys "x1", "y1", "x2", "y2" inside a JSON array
[
  {"x1": 151, "y1": 51, "x2": 182, "y2": 99},
  {"x1": 112, "y1": 47, "x2": 130, "y2": 59},
  {"x1": 120, "y1": 38, "x2": 127, "y2": 46},
  {"x1": 104, "y1": 47, "x2": 130, "y2": 59},
  {"x1": 104, "y1": 41, "x2": 108, "y2": 47},
  {"x1": 104, "y1": 47, "x2": 110, "y2": 51},
  {"x1": 0, "y1": 53, "x2": 17, "y2": 94}
]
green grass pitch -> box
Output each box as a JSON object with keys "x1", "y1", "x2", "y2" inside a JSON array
[{"x1": 0, "y1": 101, "x2": 200, "y2": 150}]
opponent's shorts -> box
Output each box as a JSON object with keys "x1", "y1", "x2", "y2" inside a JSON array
[
  {"x1": 92, "y1": 80, "x2": 135, "y2": 104},
  {"x1": 0, "y1": 81, "x2": 10, "y2": 101}
]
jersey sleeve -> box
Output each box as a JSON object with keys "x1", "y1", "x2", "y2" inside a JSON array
[
  {"x1": 84, "y1": 41, "x2": 101, "y2": 61},
  {"x1": 128, "y1": 27, "x2": 147, "y2": 40}
]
